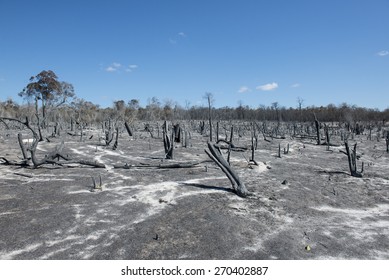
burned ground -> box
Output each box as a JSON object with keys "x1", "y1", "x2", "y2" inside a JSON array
[{"x1": 0, "y1": 125, "x2": 388, "y2": 259}]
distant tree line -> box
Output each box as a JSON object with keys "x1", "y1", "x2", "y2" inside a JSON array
[
  {"x1": 0, "y1": 70, "x2": 388, "y2": 128},
  {"x1": 1, "y1": 96, "x2": 388, "y2": 124}
]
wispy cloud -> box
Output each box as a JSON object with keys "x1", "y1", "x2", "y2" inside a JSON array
[
  {"x1": 238, "y1": 86, "x2": 251, "y2": 93},
  {"x1": 256, "y1": 82, "x2": 278, "y2": 91},
  {"x1": 125, "y1": 64, "x2": 139, "y2": 72},
  {"x1": 169, "y1": 32, "x2": 187, "y2": 44},
  {"x1": 291, "y1": 83, "x2": 300, "y2": 88},
  {"x1": 105, "y1": 62, "x2": 138, "y2": 73},
  {"x1": 105, "y1": 62, "x2": 121, "y2": 72},
  {"x1": 377, "y1": 50, "x2": 389, "y2": 56},
  {"x1": 105, "y1": 66, "x2": 117, "y2": 72}
]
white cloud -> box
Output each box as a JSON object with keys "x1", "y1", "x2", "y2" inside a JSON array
[
  {"x1": 105, "y1": 62, "x2": 138, "y2": 73},
  {"x1": 238, "y1": 86, "x2": 251, "y2": 93},
  {"x1": 377, "y1": 50, "x2": 389, "y2": 56},
  {"x1": 178, "y1": 32, "x2": 186, "y2": 37},
  {"x1": 169, "y1": 38, "x2": 177, "y2": 44},
  {"x1": 105, "y1": 66, "x2": 117, "y2": 72},
  {"x1": 256, "y1": 82, "x2": 278, "y2": 91},
  {"x1": 125, "y1": 64, "x2": 138, "y2": 72},
  {"x1": 105, "y1": 62, "x2": 121, "y2": 72},
  {"x1": 291, "y1": 83, "x2": 300, "y2": 88}
]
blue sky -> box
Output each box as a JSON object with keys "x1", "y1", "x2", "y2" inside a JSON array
[{"x1": 0, "y1": 0, "x2": 388, "y2": 110}]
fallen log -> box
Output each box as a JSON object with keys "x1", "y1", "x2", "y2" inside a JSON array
[
  {"x1": 113, "y1": 160, "x2": 206, "y2": 169},
  {"x1": 13, "y1": 172, "x2": 33, "y2": 178},
  {"x1": 215, "y1": 139, "x2": 248, "y2": 151}
]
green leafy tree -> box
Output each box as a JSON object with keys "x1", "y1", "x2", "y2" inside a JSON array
[{"x1": 19, "y1": 70, "x2": 75, "y2": 125}]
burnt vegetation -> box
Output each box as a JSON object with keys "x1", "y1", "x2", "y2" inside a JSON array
[
  {"x1": 1, "y1": 70, "x2": 389, "y2": 196},
  {"x1": 1, "y1": 70, "x2": 389, "y2": 260}
]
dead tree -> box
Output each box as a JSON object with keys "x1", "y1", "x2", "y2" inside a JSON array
[
  {"x1": 216, "y1": 121, "x2": 219, "y2": 142},
  {"x1": 183, "y1": 129, "x2": 189, "y2": 148},
  {"x1": 386, "y1": 131, "x2": 389, "y2": 153},
  {"x1": 124, "y1": 121, "x2": 133, "y2": 137},
  {"x1": 163, "y1": 121, "x2": 174, "y2": 159},
  {"x1": 324, "y1": 124, "x2": 330, "y2": 145},
  {"x1": 344, "y1": 142, "x2": 363, "y2": 178},
  {"x1": 0, "y1": 117, "x2": 106, "y2": 169},
  {"x1": 17, "y1": 133, "x2": 29, "y2": 161},
  {"x1": 314, "y1": 113, "x2": 321, "y2": 145},
  {"x1": 284, "y1": 143, "x2": 289, "y2": 154},
  {"x1": 105, "y1": 127, "x2": 114, "y2": 146},
  {"x1": 250, "y1": 124, "x2": 256, "y2": 163},
  {"x1": 205, "y1": 141, "x2": 249, "y2": 198},
  {"x1": 112, "y1": 127, "x2": 119, "y2": 150},
  {"x1": 173, "y1": 123, "x2": 181, "y2": 143},
  {"x1": 227, "y1": 126, "x2": 234, "y2": 164},
  {"x1": 199, "y1": 121, "x2": 205, "y2": 135},
  {"x1": 205, "y1": 92, "x2": 213, "y2": 142},
  {"x1": 91, "y1": 174, "x2": 104, "y2": 191}
]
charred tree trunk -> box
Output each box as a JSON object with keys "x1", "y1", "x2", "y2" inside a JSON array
[
  {"x1": 17, "y1": 133, "x2": 29, "y2": 161},
  {"x1": 79, "y1": 123, "x2": 83, "y2": 142},
  {"x1": 163, "y1": 121, "x2": 174, "y2": 159},
  {"x1": 208, "y1": 109, "x2": 213, "y2": 142},
  {"x1": 105, "y1": 128, "x2": 114, "y2": 146},
  {"x1": 199, "y1": 121, "x2": 205, "y2": 135},
  {"x1": 216, "y1": 121, "x2": 219, "y2": 142},
  {"x1": 386, "y1": 131, "x2": 389, "y2": 152},
  {"x1": 124, "y1": 121, "x2": 133, "y2": 137},
  {"x1": 324, "y1": 124, "x2": 329, "y2": 143},
  {"x1": 173, "y1": 123, "x2": 181, "y2": 143},
  {"x1": 183, "y1": 130, "x2": 189, "y2": 148},
  {"x1": 314, "y1": 113, "x2": 321, "y2": 145},
  {"x1": 251, "y1": 127, "x2": 255, "y2": 162},
  {"x1": 113, "y1": 127, "x2": 119, "y2": 150},
  {"x1": 205, "y1": 141, "x2": 249, "y2": 198},
  {"x1": 227, "y1": 126, "x2": 234, "y2": 164},
  {"x1": 344, "y1": 142, "x2": 363, "y2": 177}
]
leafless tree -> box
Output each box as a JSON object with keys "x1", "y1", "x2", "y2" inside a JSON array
[{"x1": 204, "y1": 92, "x2": 214, "y2": 141}]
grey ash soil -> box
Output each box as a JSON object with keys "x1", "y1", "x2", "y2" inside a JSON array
[{"x1": 0, "y1": 127, "x2": 389, "y2": 259}]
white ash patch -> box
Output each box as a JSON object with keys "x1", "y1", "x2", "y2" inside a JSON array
[
  {"x1": 0, "y1": 194, "x2": 15, "y2": 200},
  {"x1": 0, "y1": 243, "x2": 42, "y2": 260},
  {"x1": 312, "y1": 204, "x2": 389, "y2": 244},
  {"x1": 313, "y1": 204, "x2": 389, "y2": 218},
  {"x1": 106, "y1": 176, "x2": 232, "y2": 225},
  {"x1": 45, "y1": 235, "x2": 80, "y2": 247}
]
